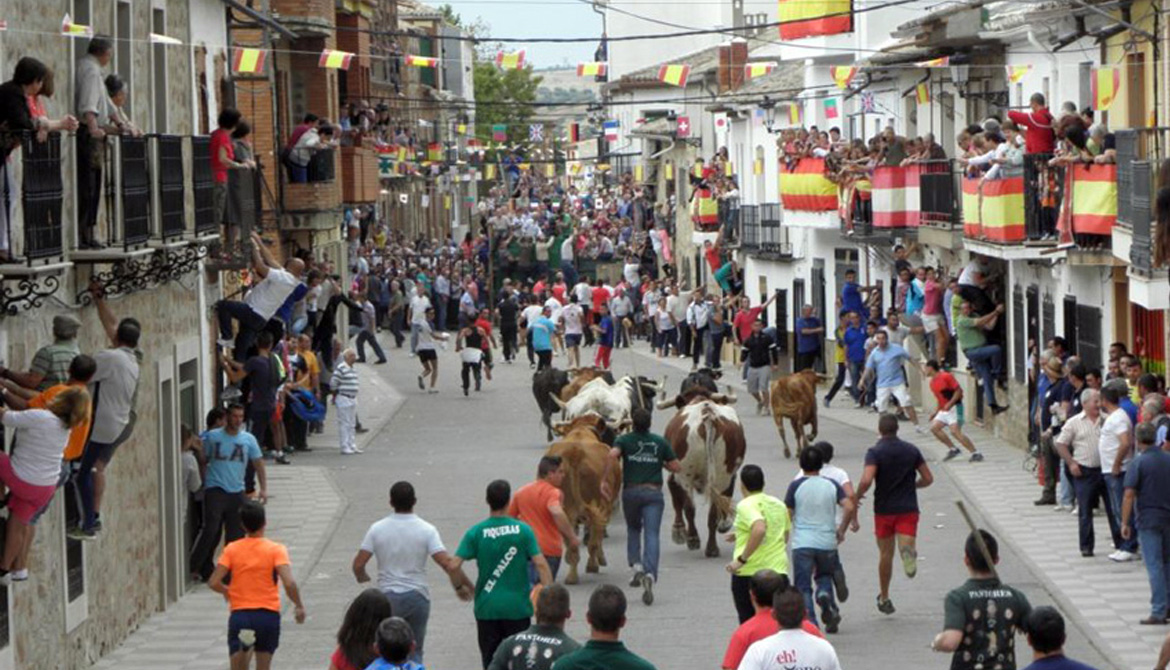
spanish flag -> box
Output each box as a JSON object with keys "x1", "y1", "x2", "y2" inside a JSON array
[
  {"x1": 1092, "y1": 67, "x2": 1121, "y2": 111},
  {"x1": 830, "y1": 66, "x2": 857, "y2": 89},
  {"x1": 961, "y1": 177, "x2": 982, "y2": 238},
  {"x1": 744, "y1": 62, "x2": 777, "y2": 80},
  {"x1": 427, "y1": 143, "x2": 443, "y2": 162},
  {"x1": 1067, "y1": 163, "x2": 1118, "y2": 235},
  {"x1": 916, "y1": 56, "x2": 950, "y2": 68},
  {"x1": 1006, "y1": 65, "x2": 1031, "y2": 84},
  {"x1": 577, "y1": 62, "x2": 608, "y2": 77},
  {"x1": 779, "y1": 158, "x2": 837, "y2": 211},
  {"x1": 658, "y1": 64, "x2": 690, "y2": 87},
  {"x1": 406, "y1": 55, "x2": 438, "y2": 67},
  {"x1": 396, "y1": 145, "x2": 408, "y2": 162},
  {"x1": 778, "y1": 0, "x2": 851, "y2": 40},
  {"x1": 664, "y1": 162, "x2": 674, "y2": 181},
  {"x1": 979, "y1": 177, "x2": 1026, "y2": 242},
  {"x1": 232, "y1": 48, "x2": 267, "y2": 74},
  {"x1": 915, "y1": 82, "x2": 930, "y2": 105},
  {"x1": 496, "y1": 51, "x2": 526, "y2": 69},
  {"x1": 319, "y1": 50, "x2": 355, "y2": 70},
  {"x1": 634, "y1": 164, "x2": 644, "y2": 182},
  {"x1": 788, "y1": 103, "x2": 802, "y2": 126}
]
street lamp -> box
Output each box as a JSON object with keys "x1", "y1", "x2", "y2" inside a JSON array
[{"x1": 759, "y1": 96, "x2": 778, "y2": 134}]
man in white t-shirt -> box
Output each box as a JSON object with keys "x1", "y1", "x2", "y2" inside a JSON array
[
  {"x1": 353, "y1": 481, "x2": 472, "y2": 664},
  {"x1": 216, "y1": 232, "x2": 305, "y2": 360},
  {"x1": 407, "y1": 284, "x2": 432, "y2": 355},
  {"x1": 736, "y1": 589, "x2": 842, "y2": 670},
  {"x1": 520, "y1": 296, "x2": 546, "y2": 369},
  {"x1": 1100, "y1": 382, "x2": 1138, "y2": 562},
  {"x1": 561, "y1": 296, "x2": 586, "y2": 368}
]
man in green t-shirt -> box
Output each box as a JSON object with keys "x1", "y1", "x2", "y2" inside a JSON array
[
  {"x1": 931, "y1": 530, "x2": 1032, "y2": 670},
  {"x1": 551, "y1": 585, "x2": 656, "y2": 670},
  {"x1": 955, "y1": 301, "x2": 1007, "y2": 413},
  {"x1": 601, "y1": 409, "x2": 680, "y2": 606},
  {"x1": 452, "y1": 479, "x2": 553, "y2": 669},
  {"x1": 726, "y1": 464, "x2": 791, "y2": 625},
  {"x1": 488, "y1": 583, "x2": 580, "y2": 670}
]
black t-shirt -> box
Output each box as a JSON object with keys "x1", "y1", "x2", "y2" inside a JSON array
[
  {"x1": 1042, "y1": 378, "x2": 1072, "y2": 429},
  {"x1": 864, "y1": 437, "x2": 926, "y2": 515},
  {"x1": 943, "y1": 577, "x2": 1032, "y2": 670},
  {"x1": 498, "y1": 298, "x2": 520, "y2": 328},
  {"x1": 0, "y1": 80, "x2": 35, "y2": 159},
  {"x1": 245, "y1": 355, "x2": 276, "y2": 413},
  {"x1": 743, "y1": 332, "x2": 776, "y2": 368}
]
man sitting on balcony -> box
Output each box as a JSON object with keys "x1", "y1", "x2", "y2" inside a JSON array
[
  {"x1": 288, "y1": 123, "x2": 336, "y2": 183},
  {"x1": 955, "y1": 301, "x2": 1009, "y2": 416},
  {"x1": 216, "y1": 232, "x2": 306, "y2": 361}
]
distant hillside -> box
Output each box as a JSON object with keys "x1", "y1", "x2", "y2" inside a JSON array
[{"x1": 535, "y1": 67, "x2": 601, "y2": 104}]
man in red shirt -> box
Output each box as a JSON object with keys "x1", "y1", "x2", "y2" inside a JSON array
[
  {"x1": 703, "y1": 230, "x2": 723, "y2": 275},
  {"x1": 474, "y1": 308, "x2": 497, "y2": 381},
  {"x1": 1006, "y1": 93, "x2": 1056, "y2": 154},
  {"x1": 925, "y1": 360, "x2": 982, "y2": 462},
  {"x1": 590, "y1": 278, "x2": 611, "y2": 325},
  {"x1": 733, "y1": 293, "x2": 779, "y2": 346},
  {"x1": 721, "y1": 569, "x2": 824, "y2": 669},
  {"x1": 508, "y1": 455, "x2": 581, "y2": 584},
  {"x1": 551, "y1": 273, "x2": 568, "y2": 304}
]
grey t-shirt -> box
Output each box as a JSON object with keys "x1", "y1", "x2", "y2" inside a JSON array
[
  {"x1": 488, "y1": 624, "x2": 580, "y2": 670},
  {"x1": 88, "y1": 347, "x2": 140, "y2": 444},
  {"x1": 360, "y1": 513, "x2": 445, "y2": 597}
]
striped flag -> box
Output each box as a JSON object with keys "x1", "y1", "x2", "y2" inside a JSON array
[
  {"x1": 496, "y1": 50, "x2": 525, "y2": 69},
  {"x1": 788, "y1": 103, "x2": 802, "y2": 126},
  {"x1": 603, "y1": 120, "x2": 619, "y2": 142},
  {"x1": 568, "y1": 123, "x2": 580, "y2": 143},
  {"x1": 830, "y1": 66, "x2": 857, "y2": 89},
  {"x1": 634, "y1": 164, "x2": 644, "y2": 182},
  {"x1": 916, "y1": 56, "x2": 950, "y2": 68},
  {"x1": 664, "y1": 162, "x2": 674, "y2": 180},
  {"x1": 915, "y1": 82, "x2": 931, "y2": 105},
  {"x1": 577, "y1": 62, "x2": 608, "y2": 77},
  {"x1": 427, "y1": 143, "x2": 443, "y2": 162},
  {"x1": 823, "y1": 97, "x2": 839, "y2": 119},
  {"x1": 319, "y1": 50, "x2": 355, "y2": 70},
  {"x1": 658, "y1": 64, "x2": 690, "y2": 87},
  {"x1": 232, "y1": 48, "x2": 267, "y2": 74},
  {"x1": 149, "y1": 33, "x2": 182, "y2": 45},
  {"x1": 1092, "y1": 67, "x2": 1121, "y2": 111},
  {"x1": 491, "y1": 124, "x2": 507, "y2": 141},
  {"x1": 778, "y1": 0, "x2": 851, "y2": 40},
  {"x1": 406, "y1": 55, "x2": 438, "y2": 67},
  {"x1": 744, "y1": 62, "x2": 777, "y2": 80},
  {"x1": 61, "y1": 13, "x2": 93, "y2": 36},
  {"x1": 860, "y1": 91, "x2": 875, "y2": 113},
  {"x1": 1006, "y1": 65, "x2": 1032, "y2": 84}
]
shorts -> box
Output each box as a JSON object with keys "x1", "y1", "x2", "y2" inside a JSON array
[
  {"x1": 874, "y1": 512, "x2": 920, "y2": 539},
  {"x1": 922, "y1": 313, "x2": 943, "y2": 334},
  {"x1": 875, "y1": 384, "x2": 911, "y2": 412},
  {"x1": 0, "y1": 453, "x2": 58, "y2": 524},
  {"x1": 933, "y1": 405, "x2": 962, "y2": 427},
  {"x1": 228, "y1": 609, "x2": 281, "y2": 654},
  {"x1": 565, "y1": 334, "x2": 583, "y2": 348},
  {"x1": 418, "y1": 349, "x2": 437, "y2": 363},
  {"x1": 746, "y1": 366, "x2": 771, "y2": 395}
]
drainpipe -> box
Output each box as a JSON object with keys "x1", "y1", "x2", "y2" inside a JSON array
[{"x1": 1027, "y1": 29, "x2": 1059, "y2": 107}]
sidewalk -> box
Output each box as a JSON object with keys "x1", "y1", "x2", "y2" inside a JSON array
[
  {"x1": 89, "y1": 366, "x2": 401, "y2": 670},
  {"x1": 630, "y1": 346, "x2": 1159, "y2": 670}
]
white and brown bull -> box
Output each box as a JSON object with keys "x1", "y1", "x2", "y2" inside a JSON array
[
  {"x1": 551, "y1": 375, "x2": 663, "y2": 437},
  {"x1": 658, "y1": 388, "x2": 746, "y2": 557},
  {"x1": 770, "y1": 369, "x2": 819, "y2": 459},
  {"x1": 547, "y1": 413, "x2": 622, "y2": 584}
]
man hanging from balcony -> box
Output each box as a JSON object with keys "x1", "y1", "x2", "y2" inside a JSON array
[
  {"x1": 74, "y1": 36, "x2": 114, "y2": 249},
  {"x1": 216, "y1": 231, "x2": 306, "y2": 361},
  {"x1": 955, "y1": 301, "x2": 1009, "y2": 417}
]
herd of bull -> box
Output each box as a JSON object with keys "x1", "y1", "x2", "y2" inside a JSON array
[{"x1": 529, "y1": 365, "x2": 823, "y2": 584}]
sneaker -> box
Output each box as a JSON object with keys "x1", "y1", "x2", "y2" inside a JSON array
[
  {"x1": 876, "y1": 595, "x2": 896, "y2": 615},
  {"x1": 341, "y1": 449, "x2": 357, "y2": 456},
  {"x1": 1053, "y1": 504, "x2": 1070, "y2": 512},
  {"x1": 216, "y1": 338, "x2": 235, "y2": 349},
  {"x1": 463, "y1": 386, "x2": 469, "y2": 396},
  {"x1": 914, "y1": 425, "x2": 926, "y2": 435},
  {"x1": 900, "y1": 546, "x2": 918, "y2": 578},
  {"x1": 417, "y1": 375, "x2": 425, "y2": 390},
  {"x1": 9, "y1": 569, "x2": 28, "y2": 582},
  {"x1": 943, "y1": 448, "x2": 962, "y2": 462},
  {"x1": 969, "y1": 452, "x2": 985, "y2": 463},
  {"x1": 990, "y1": 404, "x2": 1010, "y2": 416},
  {"x1": 1070, "y1": 506, "x2": 1079, "y2": 515},
  {"x1": 832, "y1": 564, "x2": 849, "y2": 603},
  {"x1": 68, "y1": 527, "x2": 97, "y2": 542},
  {"x1": 641, "y1": 573, "x2": 655, "y2": 606},
  {"x1": 1110, "y1": 550, "x2": 1139, "y2": 563},
  {"x1": 1034, "y1": 497, "x2": 1056, "y2": 506},
  {"x1": 275, "y1": 454, "x2": 292, "y2": 465},
  {"x1": 630, "y1": 564, "x2": 645, "y2": 588},
  {"x1": 818, "y1": 593, "x2": 841, "y2": 634},
  {"x1": 823, "y1": 397, "x2": 831, "y2": 409},
  {"x1": 92, "y1": 516, "x2": 102, "y2": 533},
  {"x1": 222, "y1": 385, "x2": 243, "y2": 402}
]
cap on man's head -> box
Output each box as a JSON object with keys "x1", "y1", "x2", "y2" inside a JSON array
[{"x1": 53, "y1": 315, "x2": 82, "y2": 340}]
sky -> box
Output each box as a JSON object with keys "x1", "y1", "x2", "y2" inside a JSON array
[{"x1": 440, "y1": 0, "x2": 604, "y2": 68}]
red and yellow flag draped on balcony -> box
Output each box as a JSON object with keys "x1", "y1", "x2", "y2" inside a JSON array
[
  {"x1": 1062, "y1": 163, "x2": 1118, "y2": 237},
  {"x1": 871, "y1": 166, "x2": 921, "y2": 228},
  {"x1": 962, "y1": 176, "x2": 1025, "y2": 242},
  {"x1": 778, "y1": 0, "x2": 851, "y2": 39},
  {"x1": 780, "y1": 159, "x2": 837, "y2": 211}
]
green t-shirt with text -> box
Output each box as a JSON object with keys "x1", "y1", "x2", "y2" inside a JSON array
[
  {"x1": 456, "y1": 516, "x2": 542, "y2": 621},
  {"x1": 614, "y1": 432, "x2": 677, "y2": 486}
]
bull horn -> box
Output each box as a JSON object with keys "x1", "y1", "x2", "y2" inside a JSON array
[
  {"x1": 550, "y1": 393, "x2": 568, "y2": 409},
  {"x1": 656, "y1": 395, "x2": 680, "y2": 410}
]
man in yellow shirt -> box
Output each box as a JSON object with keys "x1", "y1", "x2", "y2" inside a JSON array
[
  {"x1": 296, "y1": 334, "x2": 323, "y2": 436},
  {"x1": 725, "y1": 464, "x2": 791, "y2": 624}
]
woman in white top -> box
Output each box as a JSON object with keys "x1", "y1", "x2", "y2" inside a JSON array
[
  {"x1": 655, "y1": 297, "x2": 678, "y2": 358},
  {"x1": 0, "y1": 386, "x2": 89, "y2": 582}
]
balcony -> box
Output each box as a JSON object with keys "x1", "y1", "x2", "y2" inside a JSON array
[
  {"x1": 282, "y1": 149, "x2": 342, "y2": 232},
  {"x1": 741, "y1": 202, "x2": 794, "y2": 260},
  {"x1": 960, "y1": 154, "x2": 1059, "y2": 260},
  {"x1": 340, "y1": 144, "x2": 381, "y2": 204},
  {"x1": 1115, "y1": 128, "x2": 1170, "y2": 309},
  {"x1": 778, "y1": 158, "x2": 839, "y2": 229},
  {"x1": 916, "y1": 161, "x2": 963, "y2": 250}
]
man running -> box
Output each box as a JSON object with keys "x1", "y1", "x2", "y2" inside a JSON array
[
  {"x1": 924, "y1": 360, "x2": 982, "y2": 462},
  {"x1": 561, "y1": 295, "x2": 586, "y2": 369},
  {"x1": 592, "y1": 303, "x2": 615, "y2": 370},
  {"x1": 528, "y1": 306, "x2": 557, "y2": 372},
  {"x1": 415, "y1": 307, "x2": 448, "y2": 394},
  {"x1": 509, "y1": 456, "x2": 581, "y2": 584},
  {"x1": 208, "y1": 502, "x2": 306, "y2": 670},
  {"x1": 852, "y1": 414, "x2": 933, "y2": 615},
  {"x1": 859, "y1": 330, "x2": 919, "y2": 426},
  {"x1": 742, "y1": 319, "x2": 778, "y2": 415},
  {"x1": 727, "y1": 465, "x2": 791, "y2": 625},
  {"x1": 601, "y1": 408, "x2": 681, "y2": 606}
]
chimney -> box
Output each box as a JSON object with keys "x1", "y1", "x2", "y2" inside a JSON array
[
  {"x1": 717, "y1": 45, "x2": 733, "y2": 93},
  {"x1": 729, "y1": 38, "x2": 748, "y2": 91}
]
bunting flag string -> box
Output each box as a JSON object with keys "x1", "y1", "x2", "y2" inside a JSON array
[
  {"x1": 916, "y1": 56, "x2": 950, "y2": 68},
  {"x1": 1006, "y1": 65, "x2": 1032, "y2": 83},
  {"x1": 61, "y1": 13, "x2": 92, "y2": 36},
  {"x1": 658, "y1": 64, "x2": 690, "y2": 87},
  {"x1": 496, "y1": 50, "x2": 526, "y2": 69},
  {"x1": 577, "y1": 62, "x2": 608, "y2": 77},
  {"x1": 232, "y1": 47, "x2": 267, "y2": 74},
  {"x1": 149, "y1": 33, "x2": 182, "y2": 45},
  {"x1": 915, "y1": 82, "x2": 931, "y2": 105},
  {"x1": 1091, "y1": 66, "x2": 1121, "y2": 111},
  {"x1": 405, "y1": 55, "x2": 438, "y2": 67},
  {"x1": 319, "y1": 49, "x2": 355, "y2": 70},
  {"x1": 744, "y1": 62, "x2": 777, "y2": 80},
  {"x1": 830, "y1": 66, "x2": 858, "y2": 89}
]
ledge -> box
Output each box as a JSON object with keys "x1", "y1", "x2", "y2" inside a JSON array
[
  {"x1": 961, "y1": 237, "x2": 1058, "y2": 261},
  {"x1": 69, "y1": 247, "x2": 157, "y2": 263},
  {"x1": 0, "y1": 260, "x2": 73, "y2": 278}
]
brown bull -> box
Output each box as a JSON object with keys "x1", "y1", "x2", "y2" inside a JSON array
[
  {"x1": 547, "y1": 414, "x2": 622, "y2": 584},
  {"x1": 770, "y1": 370, "x2": 819, "y2": 459}
]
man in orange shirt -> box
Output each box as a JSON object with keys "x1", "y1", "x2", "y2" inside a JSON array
[
  {"x1": 210, "y1": 501, "x2": 305, "y2": 670},
  {"x1": 0, "y1": 354, "x2": 95, "y2": 582},
  {"x1": 509, "y1": 456, "x2": 581, "y2": 585}
]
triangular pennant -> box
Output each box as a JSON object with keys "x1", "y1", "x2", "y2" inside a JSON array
[{"x1": 830, "y1": 66, "x2": 857, "y2": 90}]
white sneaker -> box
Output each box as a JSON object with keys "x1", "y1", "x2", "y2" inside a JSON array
[
  {"x1": 1110, "y1": 550, "x2": 1139, "y2": 563},
  {"x1": 341, "y1": 449, "x2": 357, "y2": 455},
  {"x1": 1053, "y1": 504, "x2": 1069, "y2": 512},
  {"x1": 10, "y1": 569, "x2": 28, "y2": 582},
  {"x1": 914, "y1": 425, "x2": 926, "y2": 435}
]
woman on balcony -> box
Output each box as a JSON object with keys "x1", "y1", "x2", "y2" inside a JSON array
[
  {"x1": 104, "y1": 75, "x2": 141, "y2": 138},
  {"x1": 288, "y1": 123, "x2": 336, "y2": 184}
]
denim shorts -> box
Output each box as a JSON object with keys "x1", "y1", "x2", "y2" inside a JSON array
[{"x1": 228, "y1": 609, "x2": 281, "y2": 654}]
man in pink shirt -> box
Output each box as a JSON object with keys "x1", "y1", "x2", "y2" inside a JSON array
[{"x1": 722, "y1": 570, "x2": 824, "y2": 670}]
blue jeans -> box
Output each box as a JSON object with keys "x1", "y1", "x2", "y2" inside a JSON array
[
  {"x1": 1104, "y1": 473, "x2": 1138, "y2": 553},
  {"x1": 792, "y1": 548, "x2": 840, "y2": 627},
  {"x1": 527, "y1": 555, "x2": 562, "y2": 587},
  {"x1": 1073, "y1": 467, "x2": 1123, "y2": 554},
  {"x1": 385, "y1": 589, "x2": 430, "y2": 663},
  {"x1": 1058, "y1": 462, "x2": 1075, "y2": 507},
  {"x1": 623, "y1": 486, "x2": 665, "y2": 580},
  {"x1": 963, "y1": 344, "x2": 1003, "y2": 407},
  {"x1": 1140, "y1": 526, "x2": 1170, "y2": 618},
  {"x1": 436, "y1": 295, "x2": 449, "y2": 331},
  {"x1": 75, "y1": 440, "x2": 115, "y2": 531},
  {"x1": 847, "y1": 360, "x2": 864, "y2": 402},
  {"x1": 216, "y1": 300, "x2": 268, "y2": 361}
]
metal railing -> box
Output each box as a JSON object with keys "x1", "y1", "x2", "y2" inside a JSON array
[
  {"x1": 307, "y1": 148, "x2": 336, "y2": 183},
  {"x1": 156, "y1": 135, "x2": 186, "y2": 240},
  {"x1": 1117, "y1": 128, "x2": 1169, "y2": 275},
  {"x1": 918, "y1": 160, "x2": 959, "y2": 228},
  {"x1": 105, "y1": 136, "x2": 151, "y2": 249},
  {"x1": 740, "y1": 204, "x2": 760, "y2": 248},
  {"x1": 1023, "y1": 153, "x2": 1059, "y2": 241},
  {"x1": 758, "y1": 203, "x2": 793, "y2": 257},
  {"x1": 191, "y1": 136, "x2": 217, "y2": 236},
  {"x1": 13, "y1": 132, "x2": 66, "y2": 262}
]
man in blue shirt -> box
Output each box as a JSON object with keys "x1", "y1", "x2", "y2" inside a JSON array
[
  {"x1": 528, "y1": 305, "x2": 557, "y2": 371},
  {"x1": 862, "y1": 330, "x2": 920, "y2": 426},
  {"x1": 841, "y1": 269, "x2": 875, "y2": 322},
  {"x1": 842, "y1": 311, "x2": 868, "y2": 406},
  {"x1": 794, "y1": 304, "x2": 824, "y2": 374},
  {"x1": 189, "y1": 403, "x2": 266, "y2": 581},
  {"x1": 1123, "y1": 423, "x2": 1170, "y2": 625},
  {"x1": 1020, "y1": 607, "x2": 1100, "y2": 670}
]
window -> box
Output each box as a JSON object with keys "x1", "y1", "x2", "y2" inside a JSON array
[
  {"x1": 152, "y1": 8, "x2": 168, "y2": 133},
  {"x1": 61, "y1": 488, "x2": 88, "y2": 630},
  {"x1": 419, "y1": 36, "x2": 436, "y2": 88},
  {"x1": 157, "y1": 358, "x2": 181, "y2": 608},
  {"x1": 115, "y1": 1, "x2": 133, "y2": 118}
]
